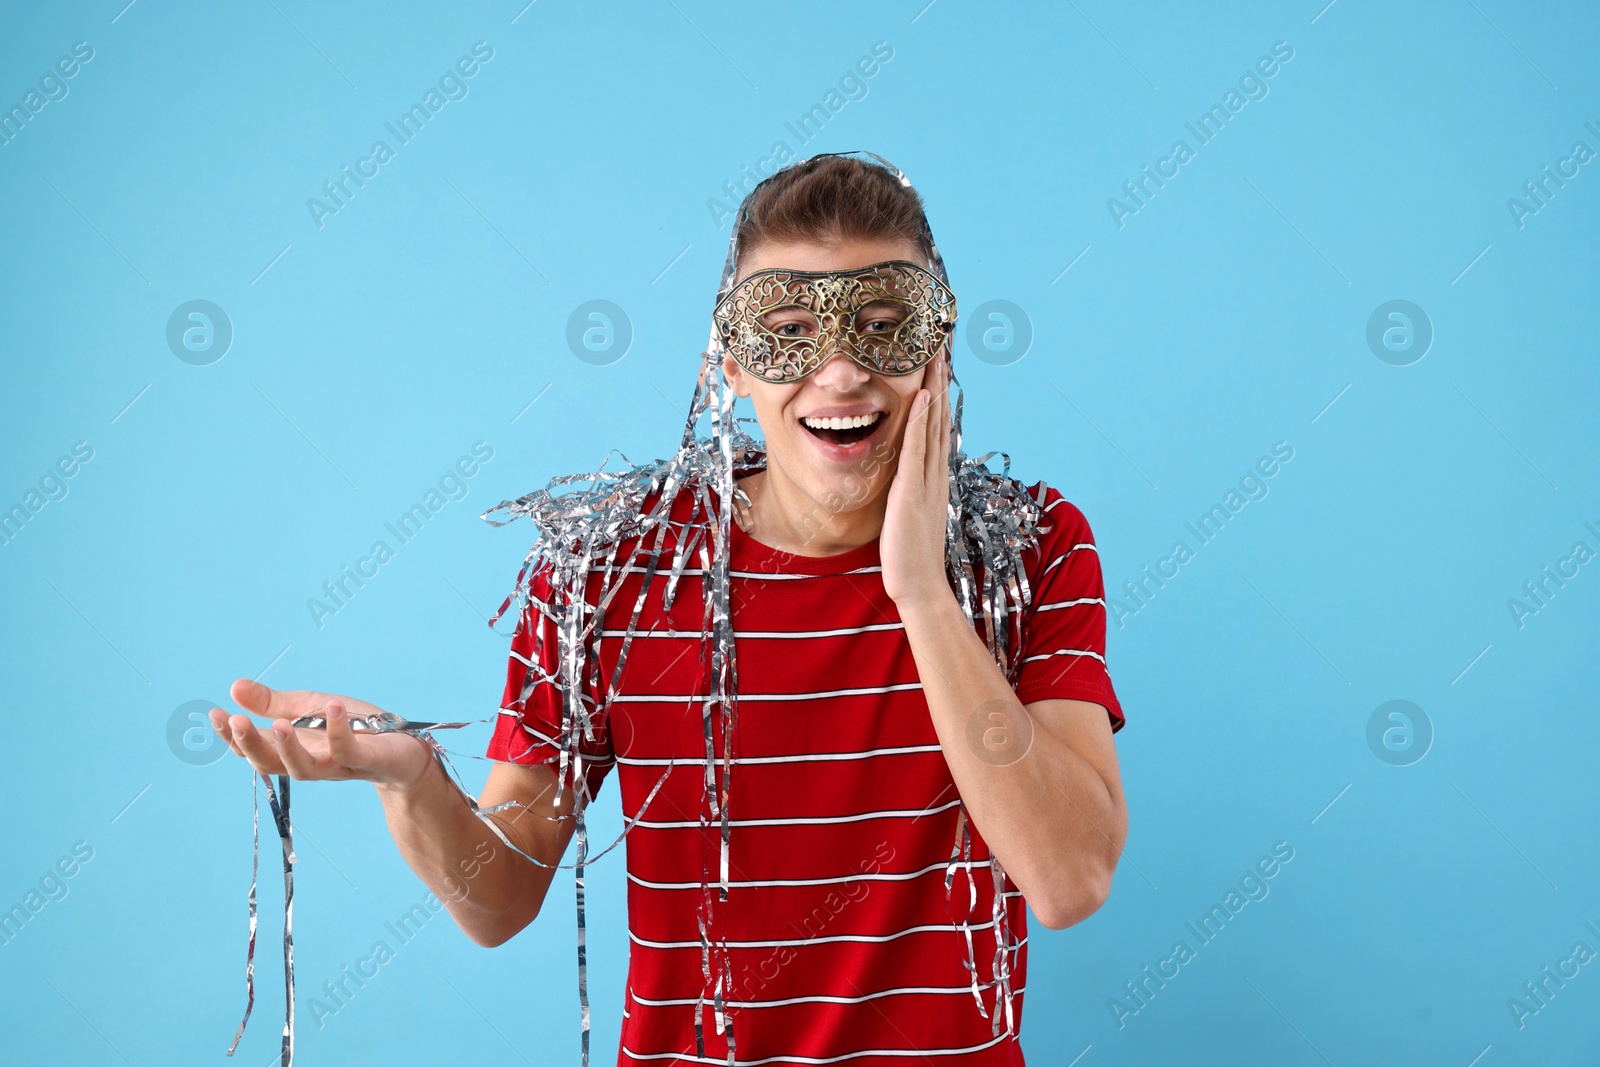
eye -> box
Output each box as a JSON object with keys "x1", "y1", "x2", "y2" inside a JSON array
[
  {"x1": 855, "y1": 302, "x2": 909, "y2": 334},
  {"x1": 759, "y1": 307, "x2": 817, "y2": 338}
]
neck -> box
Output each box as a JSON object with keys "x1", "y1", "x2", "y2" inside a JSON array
[{"x1": 734, "y1": 467, "x2": 886, "y2": 557}]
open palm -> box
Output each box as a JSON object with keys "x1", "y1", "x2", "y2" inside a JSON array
[{"x1": 209, "y1": 679, "x2": 434, "y2": 787}]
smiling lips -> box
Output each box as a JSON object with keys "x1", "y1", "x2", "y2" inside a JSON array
[
  {"x1": 802, "y1": 412, "x2": 881, "y2": 431},
  {"x1": 800, "y1": 410, "x2": 885, "y2": 450}
]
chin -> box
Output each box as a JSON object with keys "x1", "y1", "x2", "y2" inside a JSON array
[{"x1": 803, "y1": 463, "x2": 886, "y2": 510}]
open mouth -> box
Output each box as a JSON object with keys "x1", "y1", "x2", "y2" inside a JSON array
[{"x1": 801, "y1": 411, "x2": 883, "y2": 447}]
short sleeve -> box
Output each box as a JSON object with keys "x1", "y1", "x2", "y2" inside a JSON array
[
  {"x1": 485, "y1": 560, "x2": 615, "y2": 797},
  {"x1": 1012, "y1": 484, "x2": 1126, "y2": 732}
]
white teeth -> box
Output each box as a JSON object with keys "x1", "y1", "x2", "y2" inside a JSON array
[{"x1": 802, "y1": 412, "x2": 881, "y2": 431}]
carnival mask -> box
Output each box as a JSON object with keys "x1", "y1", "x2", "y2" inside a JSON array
[{"x1": 713, "y1": 259, "x2": 957, "y2": 384}]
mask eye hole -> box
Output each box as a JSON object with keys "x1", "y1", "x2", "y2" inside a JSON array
[
  {"x1": 758, "y1": 306, "x2": 817, "y2": 339},
  {"x1": 853, "y1": 300, "x2": 911, "y2": 335}
]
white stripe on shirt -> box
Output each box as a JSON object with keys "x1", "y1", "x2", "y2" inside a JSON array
[
  {"x1": 616, "y1": 743, "x2": 942, "y2": 769},
  {"x1": 589, "y1": 564, "x2": 885, "y2": 581},
  {"x1": 630, "y1": 979, "x2": 1028, "y2": 1010},
  {"x1": 1019, "y1": 647, "x2": 1106, "y2": 666},
  {"x1": 609, "y1": 681, "x2": 923, "y2": 704},
  {"x1": 1034, "y1": 596, "x2": 1103, "y2": 612},
  {"x1": 624, "y1": 857, "x2": 985, "y2": 895},
  {"x1": 628, "y1": 859, "x2": 1018, "y2": 891},
  {"x1": 622, "y1": 1031, "x2": 1013, "y2": 1065},
  {"x1": 600, "y1": 621, "x2": 905, "y2": 639},
  {"x1": 632, "y1": 797, "x2": 963, "y2": 830},
  {"x1": 630, "y1": 916, "x2": 1010, "y2": 951}
]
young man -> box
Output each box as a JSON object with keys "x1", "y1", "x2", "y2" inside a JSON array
[{"x1": 210, "y1": 152, "x2": 1127, "y2": 1064}]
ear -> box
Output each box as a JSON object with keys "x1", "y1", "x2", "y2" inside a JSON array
[{"x1": 722, "y1": 352, "x2": 753, "y2": 399}]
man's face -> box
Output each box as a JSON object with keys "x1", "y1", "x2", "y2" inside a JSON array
[{"x1": 722, "y1": 235, "x2": 946, "y2": 526}]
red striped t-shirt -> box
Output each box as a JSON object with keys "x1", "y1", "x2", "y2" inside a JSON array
[{"x1": 487, "y1": 478, "x2": 1124, "y2": 1064}]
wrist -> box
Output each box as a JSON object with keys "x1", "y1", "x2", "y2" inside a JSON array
[
  {"x1": 892, "y1": 584, "x2": 963, "y2": 627},
  {"x1": 373, "y1": 747, "x2": 443, "y2": 802}
]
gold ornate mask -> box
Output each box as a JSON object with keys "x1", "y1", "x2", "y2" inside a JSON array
[{"x1": 712, "y1": 259, "x2": 957, "y2": 384}]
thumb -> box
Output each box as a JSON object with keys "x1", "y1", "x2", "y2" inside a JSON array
[
  {"x1": 230, "y1": 678, "x2": 273, "y2": 715},
  {"x1": 230, "y1": 679, "x2": 318, "y2": 720}
]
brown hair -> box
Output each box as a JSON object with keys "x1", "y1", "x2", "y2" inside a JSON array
[{"x1": 733, "y1": 155, "x2": 935, "y2": 270}]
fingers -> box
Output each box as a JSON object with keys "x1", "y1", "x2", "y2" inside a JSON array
[
  {"x1": 272, "y1": 719, "x2": 337, "y2": 780},
  {"x1": 928, "y1": 359, "x2": 950, "y2": 481},
  {"x1": 899, "y1": 388, "x2": 930, "y2": 485},
  {"x1": 216, "y1": 682, "x2": 392, "y2": 782},
  {"x1": 322, "y1": 700, "x2": 364, "y2": 771},
  {"x1": 208, "y1": 707, "x2": 245, "y2": 759},
  {"x1": 213, "y1": 702, "x2": 354, "y2": 781},
  {"x1": 227, "y1": 713, "x2": 288, "y2": 776},
  {"x1": 915, "y1": 358, "x2": 949, "y2": 486},
  {"x1": 939, "y1": 361, "x2": 951, "y2": 466}
]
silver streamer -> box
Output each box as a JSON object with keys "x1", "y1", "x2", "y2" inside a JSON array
[
  {"x1": 226, "y1": 712, "x2": 675, "y2": 1063},
  {"x1": 229, "y1": 149, "x2": 1048, "y2": 1065},
  {"x1": 227, "y1": 770, "x2": 296, "y2": 1065},
  {"x1": 227, "y1": 712, "x2": 469, "y2": 1066},
  {"x1": 224, "y1": 772, "x2": 262, "y2": 1059}
]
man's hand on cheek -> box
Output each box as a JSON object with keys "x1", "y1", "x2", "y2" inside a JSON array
[{"x1": 879, "y1": 357, "x2": 954, "y2": 612}]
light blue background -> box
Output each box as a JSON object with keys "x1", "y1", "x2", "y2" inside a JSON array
[{"x1": 2, "y1": 1, "x2": 1597, "y2": 1064}]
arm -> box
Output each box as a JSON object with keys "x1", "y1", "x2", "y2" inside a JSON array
[
  {"x1": 374, "y1": 754, "x2": 576, "y2": 947},
  {"x1": 209, "y1": 679, "x2": 575, "y2": 947},
  {"x1": 896, "y1": 604, "x2": 1127, "y2": 929},
  {"x1": 880, "y1": 355, "x2": 1128, "y2": 930}
]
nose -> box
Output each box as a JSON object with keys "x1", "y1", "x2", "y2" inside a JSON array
[{"x1": 809, "y1": 327, "x2": 872, "y2": 388}]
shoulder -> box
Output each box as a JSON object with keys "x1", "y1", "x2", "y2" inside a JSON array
[
  {"x1": 1021, "y1": 480, "x2": 1098, "y2": 559},
  {"x1": 621, "y1": 480, "x2": 713, "y2": 554},
  {"x1": 1011, "y1": 481, "x2": 1107, "y2": 607}
]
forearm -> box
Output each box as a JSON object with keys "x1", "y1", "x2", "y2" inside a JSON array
[
  {"x1": 899, "y1": 591, "x2": 1122, "y2": 927},
  {"x1": 373, "y1": 756, "x2": 552, "y2": 947}
]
